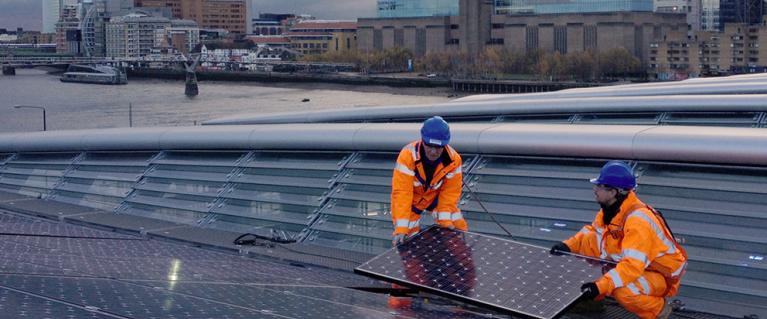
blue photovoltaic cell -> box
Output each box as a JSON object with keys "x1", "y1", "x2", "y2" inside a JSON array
[{"x1": 355, "y1": 226, "x2": 606, "y2": 319}]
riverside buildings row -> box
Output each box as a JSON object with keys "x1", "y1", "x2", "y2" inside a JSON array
[
  {"x1": 359, "y1": 0, "x2": 767, "y2": 78},
  {"x1": 24, "y1": 0, "x2": 767, "y2": 77},
  {"x1": 38, "y1": 0, "x2": 355, "y2": 59},
  {"x1": 51, "y1": 0, "x2": 201, "y2": 58}
]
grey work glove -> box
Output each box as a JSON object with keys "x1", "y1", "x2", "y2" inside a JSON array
[{"x1": 393, "y1": 234, "x2": 406, "y2": 246}]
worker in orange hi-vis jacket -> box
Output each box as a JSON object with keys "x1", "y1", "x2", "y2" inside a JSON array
[
  {"x1": 390, "y1": 116, "x2": 468, "y2": 246},
  {"x1": 550, "y1": 161, "x2": 687, "y2": 319}
]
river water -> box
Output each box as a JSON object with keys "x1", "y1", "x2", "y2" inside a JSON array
[{"x1": 0, "y1": 69, "x2": 452, "y2": 133}]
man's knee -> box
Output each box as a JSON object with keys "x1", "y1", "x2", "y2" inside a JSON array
[{"x1": 612, "y1": 287, "x2": 664, "y2": 319}]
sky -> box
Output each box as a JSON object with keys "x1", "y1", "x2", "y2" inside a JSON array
[{"x1": 0, "y1": 0, "x2": 377, "y2": 31}]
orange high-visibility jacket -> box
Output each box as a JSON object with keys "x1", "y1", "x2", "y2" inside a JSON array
[
  {"x1": 391, "y1": 140, "x2": 466, "y2": 235},
  {"x1": 564, "y1": 192, "x2": 688, "y2": 297}
]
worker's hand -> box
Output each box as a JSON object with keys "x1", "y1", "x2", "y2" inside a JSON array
[
  {"x1": 580, "y1": 282, "x2": 600, "y2": 300},
  {"x1": 550, "y1": 242, "x2": 571, "y2": 255},
  {"x1": 393, "y1": 234, "x2": 407, "y2": 246}
]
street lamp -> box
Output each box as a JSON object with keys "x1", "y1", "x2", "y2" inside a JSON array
[{"x1": 13, "y1": 105, "x2": 46, "y2": 131}]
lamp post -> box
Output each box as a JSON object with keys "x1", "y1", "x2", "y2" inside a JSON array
[{"x1": 13, "y1": 105, "x2": 46, "y2": 131}]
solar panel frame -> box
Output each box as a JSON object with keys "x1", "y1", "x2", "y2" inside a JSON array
[{"x1": 354, "y1": 225, "x2": 608, "y2": 319}]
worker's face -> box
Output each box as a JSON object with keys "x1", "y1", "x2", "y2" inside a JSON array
[
  {"x1": 423, "y1": 144, "x2": 444, "y2": 162},
  {"x1": 593, "y1": 184, "x2": 618, "y2": 206}
]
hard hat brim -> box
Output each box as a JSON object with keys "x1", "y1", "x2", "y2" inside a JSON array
[{"x1": 423, "y1": 138, "x2": 448, "y2": 147}]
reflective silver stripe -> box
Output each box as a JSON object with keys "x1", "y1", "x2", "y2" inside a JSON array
[
  {"x1": 406, "y1": 144, "x2": 417, "y2": 161},
  {"x1": 451, "y1": 212, "x2": 463, "y2": 221},
  {"x1": 436, "y1": 212, "x2": 451, "y2": 221},
  {"x1": 637, "y1": 276, "x2": 651, "y2": 294},
  {"x1": 595, "y1": 228, "x2": 607, "y2": 259},
  {"x1": 627, "y1": 283, "x2": 641, "y2": 295},
  {"x1": 445, "y1": 166, "x2": 462, "y2": 179},
  {"x1": 432, "y1": 180, "x2": 444, "y2": 190},
  {"x1": 395, "y1": 219, "x2": 410, "y2": 228},
  {"x1": 623, "y1": 248, "x2": 649, "y2": 267},
  {"x1": 579, "y1": 227, "x2": 591, "y2": 235},
  {"x1": 413, "y1": 181, "x2": 422, "y2": 187},
  {"x1": 408, "y1": 219, "x2": 420, "y2": 229},
  {"x1": 671, "y1": 261, "x2": 687, "y2": 277},
  {"x1": 395, "y1": 163, "x2": 415, "y2": 176},
  {"x1": 628, "y1": 211, "x2": 677, "y2": 254},
  {"x1": 610, "y1": 254, "x2": 623, "y2": 262},
  {"x1": 607, "y1": 269, "x2": 624, "y2": 288}
]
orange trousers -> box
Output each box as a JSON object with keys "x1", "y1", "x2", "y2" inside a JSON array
[{"x1": 574, "y1": 230, "x2": 668, "y2": 319}]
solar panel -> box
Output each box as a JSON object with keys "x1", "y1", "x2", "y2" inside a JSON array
[{"x1": 354, "y1": 226, "x2": 606, "y2": 319}]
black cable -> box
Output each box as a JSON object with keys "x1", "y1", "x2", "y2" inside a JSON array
[
  {"x1": 233, "y1": 233, "x2": 297, "y2": 245},
  {"x1": 461, "y1": 181, "x2": 515, "y2": 239},
  {"x1": 234, "y1": 233, "x2": 364, "y2": 264}
]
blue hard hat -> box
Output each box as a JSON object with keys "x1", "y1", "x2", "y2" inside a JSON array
[
  {"x1": 590, "y1": 161, "x2": 637, "y2": 190},
  {"x1": 421, "y1": 116, "x2": 450, "y2": 146}
]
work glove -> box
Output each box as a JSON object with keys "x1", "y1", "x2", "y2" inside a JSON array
[
  {"x1": 580, "y1": 282, "x2": 600, "y2": 300},
  {"x1": 393, "y1": 234, "x2": 407, "y2": 246},
  {"x1": 550, "y1": 242, "x2": 571, "y2": 255}
]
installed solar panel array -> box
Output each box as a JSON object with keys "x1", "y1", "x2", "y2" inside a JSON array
[{"x1": 0, "y1": 150, "x2": 765, "y2": 317}]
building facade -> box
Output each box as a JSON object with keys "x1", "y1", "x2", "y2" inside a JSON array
[
  {"x1": 106, "y1": 13, "x2": 171, "y2": 58},
  {"x1": 495, "y1": 0, "x2": 654, "y2": 15},
  {"x1": 377, "y1": 0, "x2": 459, "y2": 18},
  {"x1": 286, "y1": 21, "x2": 357, "y2": 55},
  {"x1": 134, "y1": 0, "x2": 246, "y2": 34},
  {"x1": 655, "y1": 0, "x2": 703, "y2": 31},
  {"x1": 701, "y1": 0, "x2": 765, "y2": 31},
  {"x1": 43, "y1": 0, "x2": 63, "y2": 34},
  {"x1": 359, "y1": 0, "x2": 687, "y2": 64},
  {"x1": 155, "y1": 19, "x2": 200, "y2": 54},
  {"x1": 251, "y1": 13, "x2": 295, "y2": 36},
  {"x1": 56, "y1": 4, "x2": 82, "y2": 54},
  {"x1": 135, "y1": 0, "x2": 182, "y2": 18},
  {"x1": 649, "y1": 18, "x2": 767, "y2": 77},
  {"x1": 81, "y1": 0, "x2": 110, "y2": 57}
]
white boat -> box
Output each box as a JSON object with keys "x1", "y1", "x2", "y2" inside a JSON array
[{"x1": 60, "y1": 64, "x2": 127, "y2": 85}]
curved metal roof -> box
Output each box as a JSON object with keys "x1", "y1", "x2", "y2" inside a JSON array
[
  {"x1": 202, "y1": 94, "x2": 767, "y2": 125},
  {"x1": 1, "y1": 123, "x2": 765, "y2": 166}
]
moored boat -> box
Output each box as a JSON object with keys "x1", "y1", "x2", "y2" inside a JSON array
[{"x1": 60, "y1": 64, "x2": 127, "y2": 85}]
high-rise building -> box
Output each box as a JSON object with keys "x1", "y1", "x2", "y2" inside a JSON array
[
  {"x1": 377, "y1": 0, "x2": 459, "y2": 18},
  {"x1": 105, "y1": 0, "x2": 134, "y2": 15},
  {"x1": 42, "y1": 0, "x2": 62, "y2": 33},
  {"x1": 80, "y1": 0, "x2": 110, "y2": 56},
  {"x1": 43, "y1": 0, "x2": 80, "y2": 33},
  {"x1": 55, "y1": 4, "x2": 81, "y2": 54},
  {"x1": 106, "y1": 12, "x2": 172, "y2": 57},
  {"x1": 655, "y1": 0, "x2": 702, "y2": 31},
  {"x1": 494, "y1": 0, "x2": 654, "y2": 15},
  {"x1": 135, "y1": 0, "x2": 246, "y2": 34},
  {"x1": 701, "y1": 0, "x2": 764, "y2": 31},
  {"x1": 135, "y1": 0, "x2": 182, "y2": 18}
]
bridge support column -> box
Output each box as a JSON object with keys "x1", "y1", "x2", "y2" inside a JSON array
[
  {"x1": 185, "y1": 71, "x2": 199, "y2": 96},
  {"x1": 2, "y1": 66, "x2": 15, "y2": 75}
]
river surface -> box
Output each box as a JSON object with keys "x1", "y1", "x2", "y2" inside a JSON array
[{"x1": 0, "y1": 69, "x2": 452, "y2": 133}]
